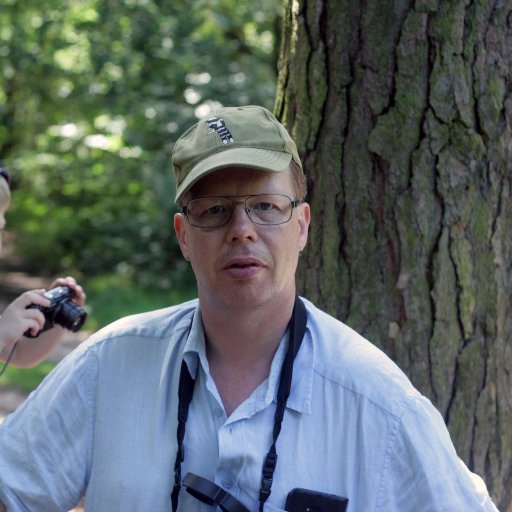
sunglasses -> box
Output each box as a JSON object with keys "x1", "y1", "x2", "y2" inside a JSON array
[{"x1": 0, "y1": 168, "x2": 12, "y2": 189}]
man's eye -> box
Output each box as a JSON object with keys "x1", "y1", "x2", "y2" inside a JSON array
[
  {"x1": 205, "y1": 204, "x2": 226, "y2": 216},
  {"x1": 253, "y1": 202, "x2": 274, "y2": 211}
]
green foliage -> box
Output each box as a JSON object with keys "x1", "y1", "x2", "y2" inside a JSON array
[
  {"x1": 84, "y1": 272, "x2": 197, "y2": 331},
  {"x1": 1, "y1": 0, "x2": 281, "y2": 291},
  {"x1": 0, "y1": 361, "x2": 56, "y2": 393}
]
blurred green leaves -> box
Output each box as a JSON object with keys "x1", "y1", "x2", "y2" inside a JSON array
[{"x1": 0, "y1": 0, "x2": 281, "y2": 292}]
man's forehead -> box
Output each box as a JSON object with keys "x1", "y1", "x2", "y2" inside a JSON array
[{"x1": 189, "y1": 166, "x2": 291, "y2": 196}]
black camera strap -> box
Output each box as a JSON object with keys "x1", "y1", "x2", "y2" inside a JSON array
[
  {"x1": 171, "y1": 359, "x2": 195, "y2": 511},
  {"x1": 171, "y1": 296, "x2": 308, "y2": 512}
]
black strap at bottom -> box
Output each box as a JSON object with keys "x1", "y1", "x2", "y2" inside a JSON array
[{"x1": 171, "y1": 360, "x2": 195, "y2": 510}]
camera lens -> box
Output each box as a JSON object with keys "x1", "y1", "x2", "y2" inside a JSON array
[{"x1": 54, "y1": 301, "x2": 87, "y2": 332}]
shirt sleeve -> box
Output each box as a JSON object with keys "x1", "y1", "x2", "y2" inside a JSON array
[
  {"x1": 0, "y1": 344, "x2": 97, "y2": 511},
  {"x1": 378, "y1": 394, "x2": 499, "y2": 512}
]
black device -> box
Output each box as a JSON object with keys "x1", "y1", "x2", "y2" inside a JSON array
[
  {"x1": 285, "y1": 488, "x2": 349, "y2": 512},
  {"x1": 182, "y1": 473, "x2": 249, "y2": 512},
  {"x1": 25, "y1": 285, "x2": 87, "y2": 338}
]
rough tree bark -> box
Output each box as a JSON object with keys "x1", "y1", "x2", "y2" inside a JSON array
[{"x1": 274, "y1": 0, "x2": 512, "y2": 509}]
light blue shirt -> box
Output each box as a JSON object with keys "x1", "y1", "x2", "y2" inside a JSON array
[{"x1": 0, "y1": 298, "x2": 498, "y2": 511}]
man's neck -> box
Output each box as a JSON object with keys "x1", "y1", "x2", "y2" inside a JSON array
[
  {"x1": 198, "y1": 293, "x2": 296, "y2": 415},
  {"x1": 201, "y1": 294, "x2": 295, "y2": 361}
]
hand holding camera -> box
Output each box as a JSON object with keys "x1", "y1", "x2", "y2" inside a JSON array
[
  {"x1": 24, "y1": 285, "x2": 87, "y2": 338},
  {"x1": 0, "y1": 277, "x2": 87, "y2": 367}
]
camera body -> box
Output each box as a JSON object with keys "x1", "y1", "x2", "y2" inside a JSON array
[{"x1": 26, "y1": 285, "x2": 87, "y2": 338}]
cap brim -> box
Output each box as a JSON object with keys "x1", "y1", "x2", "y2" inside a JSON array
[{"x1": 175, "y1": 147, "x2": 292, "y2": 202}]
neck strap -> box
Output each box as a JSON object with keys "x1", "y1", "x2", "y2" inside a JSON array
[{"x1": 171, "y1": 296, "x2": 308, "y2": 511}]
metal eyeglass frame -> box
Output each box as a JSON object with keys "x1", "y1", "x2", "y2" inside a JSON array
[{"x1": 182, "y1": 194, "x2": 301, "y2": 228}]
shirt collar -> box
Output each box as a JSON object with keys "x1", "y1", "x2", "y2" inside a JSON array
[
  {"x1": 284, "y1": 326, "x2": 313, "y2": 415},
  {"x1": 182, "y1": 303, "x2": 314, "y2": 416},
  {"x1": 182, "y1": 305, "x2": 206, "y2": 379}
]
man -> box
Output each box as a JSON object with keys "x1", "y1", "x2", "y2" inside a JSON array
[{"x1": 0, "y1": 106, "x2": 498, "y2": 511}]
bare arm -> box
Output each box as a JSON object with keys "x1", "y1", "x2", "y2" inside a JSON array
[
  {"x1": 0, "y1": 277, "x2": 86, "y2": 368},
  {"x1": 0, "y1": 500, "x2": 6, "y2": 511}
]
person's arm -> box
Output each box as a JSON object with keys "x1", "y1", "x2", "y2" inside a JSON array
[
  {"x1": 0, "y1": 277, "x2": 86, "y2": 368},
  {"x1": 385, "y1": 394, "x2": 498, "y2": 511},
  {"x1": 0, "y1": 500, "x2": 6, "y2": 511}
]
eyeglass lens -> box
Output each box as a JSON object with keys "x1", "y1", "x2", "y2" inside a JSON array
[{"x1": 185, "y1": 194, "x2": 296, "y2": 228}]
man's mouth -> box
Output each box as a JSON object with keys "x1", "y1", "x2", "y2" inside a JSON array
[
  {"x1": 223, "y1": 257, "x2": 262, "y2": 268},
  {"x1": 222, "y1": 257, "x2": 264, "y2": 278}
]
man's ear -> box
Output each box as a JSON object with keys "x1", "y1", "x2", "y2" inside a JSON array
[
  {"x1": 174, "y1": 213, "x2": 190, "y2": 261},
  {"x1": 297, "y1": 202, "x2": 310, "y2": 252}
]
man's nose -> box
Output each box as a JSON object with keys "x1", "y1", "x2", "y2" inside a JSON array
[{"x1": 226, "y1": 203, "x2": 257, "y2": 242}]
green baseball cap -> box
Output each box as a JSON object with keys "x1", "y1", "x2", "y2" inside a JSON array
[{"x1": 172, "y1": 105, "x2": 302, "y2": 203}]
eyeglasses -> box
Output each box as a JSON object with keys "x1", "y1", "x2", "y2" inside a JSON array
[
  {"x1": 0, "y1": 168, "x2": 12, "y2": 189},
  {"x1": 182, "y1": 194, "x2": 301, "y2": 228}
]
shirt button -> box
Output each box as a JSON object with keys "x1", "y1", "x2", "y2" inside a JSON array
[{"x1": 223, "y1": 479, "x2": 232, "y2": 489}]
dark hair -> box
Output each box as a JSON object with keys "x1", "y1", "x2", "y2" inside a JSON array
[{"x1": 0, "y1": 168, "x2": 12, "y2": 189}]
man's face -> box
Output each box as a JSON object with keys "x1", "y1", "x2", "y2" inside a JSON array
[{"x1": 174, "y1": 167, "x2": 310, "y2": 312}]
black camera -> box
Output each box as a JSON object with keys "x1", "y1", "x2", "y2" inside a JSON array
[{"x1": 25, "y1": 286, "x2": 87, "y2": 338}]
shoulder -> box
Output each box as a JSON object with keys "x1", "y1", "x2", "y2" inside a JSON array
[
  {"x1": 302, "y1": 297, "x2": 419, "y2": 417},
  {"x1": 79, "y1": 299, "x2": 198, "y2": 354}
]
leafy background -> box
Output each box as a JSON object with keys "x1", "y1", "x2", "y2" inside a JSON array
[{"x1": 1, "y1": 0, "x2": 281, "y2": 314}]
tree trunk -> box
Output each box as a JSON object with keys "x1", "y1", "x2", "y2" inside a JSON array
[{"x1": 275, "y1": 0, "x2": 512, "y2": 508}]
